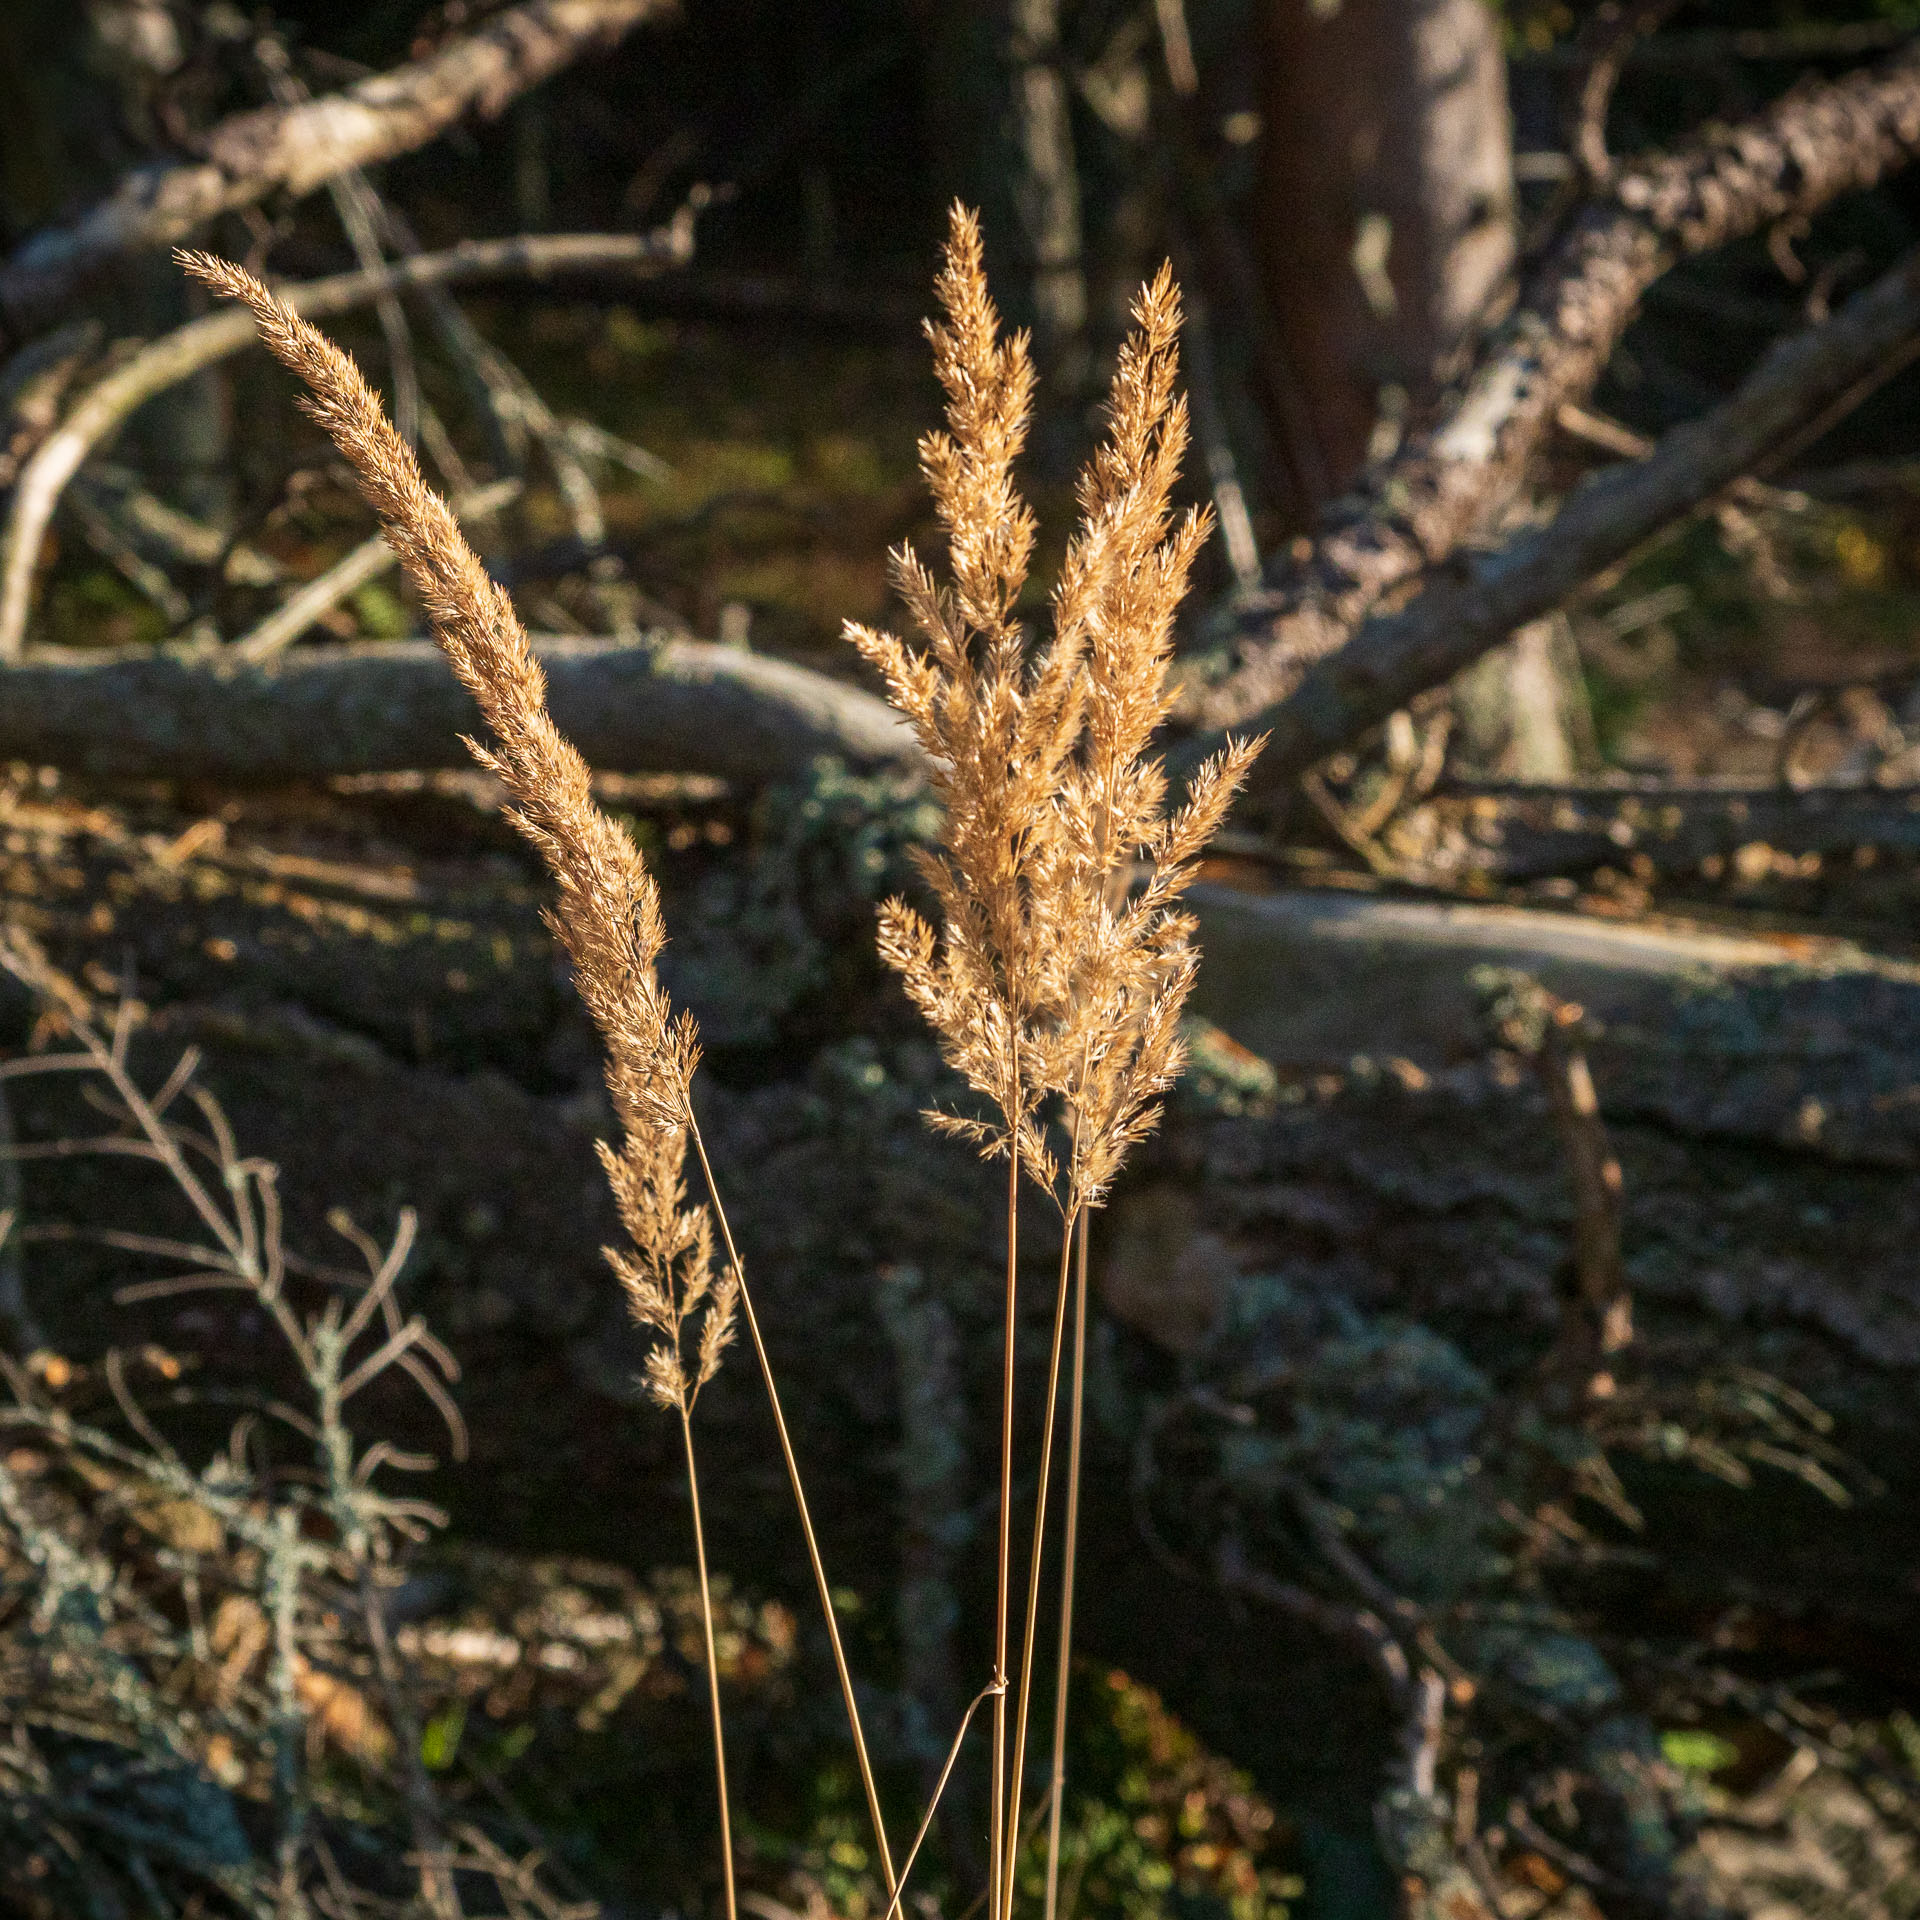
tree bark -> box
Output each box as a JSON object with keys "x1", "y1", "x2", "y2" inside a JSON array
[
  {"x1": 0, "y1": 0, "x2": 674, "y2": 345},
  {"x1": 915, "y1": 0, "x2": 1086, "y2": 410},
  {"x1": 0, "y1": 636, "x2": 918, "y2": 786},
  {"x1": 1197, "y1": 38, "x2": 1920, "y2": 735},
  {"x1": 1188, "y1": 879, "x2": 1920, "y2": 1177},
  {"x1": 1008, "y1": 0, "x2": 1087, "y2": 394},
  {"x1": 1253, "y1": 0, "x2": 1517, "y2": 493}
]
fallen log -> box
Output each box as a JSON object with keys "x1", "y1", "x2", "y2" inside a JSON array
[
  {"x1": 1439, "y1": 778, "x2": 1920, "y2": 881},
  {"x1": 1221, "y1": 246, "x2": 1920, "y2": 799},
  {"x1": 0, "y1": 0, "x2": 673, "y2": 344},
  {"x1": 1189, "y1": 881, "x2": 1920, "y2": 1172},
  {"x1": 0, "y1": 636, "x2": 919, "y2": 786},
  {"x1": 1192, "y1": 36, "x2": 1920, "y2": 733}
]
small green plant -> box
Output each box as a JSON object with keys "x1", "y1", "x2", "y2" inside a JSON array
[
  {"x1": 0, "y1": 932, "x2": 587, "y2": 1917},
  {"x1": 1027, "y1": 1669, "x2": 1299, "y2": 1920}
]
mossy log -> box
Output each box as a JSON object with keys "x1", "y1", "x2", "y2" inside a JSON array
[
  {"x1": 2, "y1": 790, "x2": 1917, "y2": 1753},
  {"x1": 1191, "y1": 882, "x2": 1920, "y2": 1172}
]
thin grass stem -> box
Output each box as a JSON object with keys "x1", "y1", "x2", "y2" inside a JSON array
[
  {"x1": 1042, "y1": 1208, "x2": 1091, "y2": 1920},
  {"x1": 688, "y1": 1114, "x2": 898, "y2": 1898},
  {"x1": 881, "y1": 1679, "x2": 1004, "y2": 1920},
  {"x1": 680, "y1": 1400, "x2": 738, "y2": 1920},
  {"x1": 990, "y1": 1139, "x2": 1020, "y2": 1920},
  {"x1": 1001, "y1": 1213, "x2": 1078, "y2": 1920}
]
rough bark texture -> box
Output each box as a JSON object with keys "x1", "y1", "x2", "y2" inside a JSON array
[
  {"x1": 1189, "y1": 882, "x2": 1920, "y2": 1186},
  {"x1": 1197, "y1": 38, "x2": 1920, "y2": 734},
  {"x1": 0, "y1": 636, "x2": 917, "y2": 785},
  {"x1": 1228, "y1": 245, "x2": 1920, "y2": 798},
  {"x1": 0, "y1": 0, "x2": 674, "y2": 343},
  {"x1": 1254, "y1": 0, "x2": 1516, "y2": 492}
]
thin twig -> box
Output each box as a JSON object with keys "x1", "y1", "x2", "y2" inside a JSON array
[
  {"x1": 1568, "y1": 0, "x2": 1686, "y2": 189},
  {"x1": 0, "y1": 0, "x2": 674, "y2": 338},
  {"x1": 266, "y1": 1508, "x2": 308, "y2": 1916},
  {"x1": 0, "y1": 225, "x2": 691, "y2": 659},
  {"x1": 231, "y1": 478, "x2": 521, "y2": 663},
  {"x1": 256, "y1": 35, "x2": 423, "y2": 451},
  {"x1": 63, "y1": 483, "x2": 193, "y2": 626}
]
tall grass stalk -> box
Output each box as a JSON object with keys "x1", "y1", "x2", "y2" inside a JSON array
[
  {"x1": 1001, "y1": 1217, "x2": 1077, "y2": 1920},
  {"x1": 1043, "y1": 1209, "x2": 1092, "y2": 1920},
  {"x1": 681, "y1": 1399, "x2": 738, "y2": 1920},
  {"x1": 850, "y1": 206, "x2": 1261, "y2": 1914},
  {"x1": 184, "y1": 204, "x2": 1257, "y2": 1920},
  {"x1": 688, "y1": 1118, "x2": 898, "y2": 1896},
  {"x1": 182, "y1": 249, "x2": 897, "y2": 1908},
  {"x1": 990, "y1": 1145, "x2": 1021, "y2": 1920}
]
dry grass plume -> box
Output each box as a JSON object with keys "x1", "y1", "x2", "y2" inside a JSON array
[
  {"x1": 848, "y1": 206, "x2": 1261, "y2": 1920},
  {"x1": 181, "y1": 212, "x2": 1255, "y2": 1920},
  {"x1": 847, "y1": 207, "x2": 1262, "y2": 1217}
]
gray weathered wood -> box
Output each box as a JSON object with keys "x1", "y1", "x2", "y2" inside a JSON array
[
  {"x1": 1442, "y1": 777, "x2": 1920, "y2": 880},
  {"x1": 1191, "y1": 881, "x2": 1920, "y2": 1173},
  {"x1": 0, "y1": 636, "x2": 918, "y2": 785}
]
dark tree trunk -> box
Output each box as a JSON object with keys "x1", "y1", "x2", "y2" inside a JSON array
[{"x1": 1253, "y1": 0, "x2": 1516, "y2": 491}]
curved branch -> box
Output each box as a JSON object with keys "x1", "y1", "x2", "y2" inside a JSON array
[
  {"x1": 1229, "y1": 246, "x2": 1920, "y2": 799},
  {"x1": 0, "y1": 635, "x2": 920, "y2": 786},
  {"x1": 0, "y1": 0, "x2": 674, "y2": 342},
  {"x1": 0, "y1": 228, "x2": 693, "y2": 661},
  {"x1": 1569, "y1": 0, "x2": 1685, "y2": 189},
  {"x1": 1193, "y1": 37, "x2": 1920, "y2": 733}
]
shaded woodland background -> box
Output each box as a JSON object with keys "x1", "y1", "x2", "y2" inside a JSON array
[{"x1": 6, "y1": 2, "x2": 1920, "y2": 1918}]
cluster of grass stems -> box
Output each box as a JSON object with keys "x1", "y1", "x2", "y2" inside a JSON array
[{"x1": 181, "y1": 207, "x2": 1259, "y2": 1920}]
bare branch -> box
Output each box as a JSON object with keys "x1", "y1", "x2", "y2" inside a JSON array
[
  {"x1": 0, "y1": 0, "x2": 676, "y2": 343},
  {"x1": 231, "y1": 479, "x2": 522, "y2": 664},
  {"x1": 1224, "y1": 245, "x2": 1920, "y2": 800},
  {"x1": 1568, "y1": 0, "x2": 1686, "y2": 190},
  {"x1": 1194, "y1": 38, "x2": 1920, "y2": 734},
  {"x1": 0, "y1": 226, "x2": 693, "y2": 660},
  {"x1": 1444, "y1": 774, "x2": 1920, "y2": 881}
]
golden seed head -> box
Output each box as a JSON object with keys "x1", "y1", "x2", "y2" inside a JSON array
[
  {"x1": 180, "y1": 248, "x2": 735, "y2": 1408},
  {"x1": 849, "y1": 207, "x2": 1263, "y2": 1215}
]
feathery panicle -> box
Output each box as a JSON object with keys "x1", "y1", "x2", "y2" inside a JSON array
[
  {"x1": 850, "y1": 211, "x2": 1263, "y2": 1213},
  {"x1": 178, "y1": 250, "x2": 735, "y2": 1411},
  {"x1": 858, "y1": 222, "x2": 1264, "y2": 1920}
]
